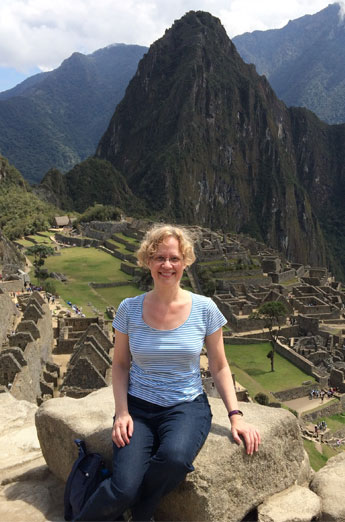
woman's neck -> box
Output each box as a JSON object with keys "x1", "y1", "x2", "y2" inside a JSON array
[{"x1": 149, "y1": 285, "x2": 186, "y2": 304}]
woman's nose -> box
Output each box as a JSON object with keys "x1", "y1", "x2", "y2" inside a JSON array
[{"x1": 162, "y1": 258, "x2": 173, "y2": 267}]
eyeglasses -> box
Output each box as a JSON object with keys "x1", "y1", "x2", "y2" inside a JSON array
[{"x1": 152, "y1": 256, "x2": 182, "y2": 265}]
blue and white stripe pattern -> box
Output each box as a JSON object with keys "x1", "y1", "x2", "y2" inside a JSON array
[{"x1": 112, "y1": 292, "x2": 227, "y2": 406}]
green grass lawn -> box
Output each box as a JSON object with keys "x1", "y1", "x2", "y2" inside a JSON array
[
  {"x1": 107, "y1": 239, "x2": 133, "y2": 255},
  {"x1": 26, "y1": 234, "x2": 54, "y2": 245},
  {"x1": 96, "y1": 285, "x2": 144, "y2": 308},
  {"x1": 317, "y1": 412, "x2": 345, "y2": 431},
  {"x1": 225, "y1": 343, "x2": 316, "y2": 397},
  {"x1": 44, "y1": 247, "x2": 132, "y2": 283},
  {"x1": 303, "y1": 439, "x2": 328, "y2": 471},
  {"x1": 114, "y1": 232, "x2": 140, "y2": 245},
  {"x1": 29, "y1": 246, "x2": 143, "y2": 316},
  {"x1": 15, "y1": 238, "x2": 36, "y2": 247},
  {"x1": 303, "y1": 438, "x2": 344, "y2": 471}
]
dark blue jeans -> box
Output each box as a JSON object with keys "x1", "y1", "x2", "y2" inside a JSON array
[{"x1": 75, "y1": 392, "x2": 212, "y2": 521}]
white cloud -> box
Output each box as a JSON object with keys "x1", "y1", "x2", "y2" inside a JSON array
[
  {"x1": 338, "y1": 1, "x2": 345, "y2": 19},
  {"x1": 0, "y1": 0, "x2": 334, "y2": 73}
]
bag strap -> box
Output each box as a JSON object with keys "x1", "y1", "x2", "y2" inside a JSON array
[{"x1": 75, "y1": 439, "x2": 87, "y2": 456}]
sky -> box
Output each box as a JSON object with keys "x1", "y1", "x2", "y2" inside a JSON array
[{"x1": 0, "y1": 0, "x2": 343, "y2": 92}]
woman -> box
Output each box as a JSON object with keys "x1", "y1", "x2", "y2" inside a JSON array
[{"x1": 76, "y1": 224, "x2": 260, "y2": 521}]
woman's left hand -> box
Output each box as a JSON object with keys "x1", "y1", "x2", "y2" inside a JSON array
[{"x1": 230, "y1": 416, "x2": 261, "y2": 455}]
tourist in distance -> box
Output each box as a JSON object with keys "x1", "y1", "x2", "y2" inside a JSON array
[{"x1": 75, "y1": 224, "x2": 261, "y2": 521}]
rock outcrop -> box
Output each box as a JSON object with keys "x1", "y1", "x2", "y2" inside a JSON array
[
  {"x1": 257, "y1": 485, "x2": 321, "y2": 522},
  {"x1": 35, "y1": 387, "x2": 305, "y2": 521},
  {"x1": 0, "y1": 392, "x2": 64, "y2": 522},
  {"x1": 0, "y1": 392, "x2": 42, "y2": 482},
  {"x1": 310, "y1": 452, "x2": 345, "y2": 521},
  {"x1": 2, "y1": 387, "x2": 345, "y2": 521}
]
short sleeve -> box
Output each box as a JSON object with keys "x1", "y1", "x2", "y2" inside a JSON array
[
  {"x1": 112, "y1": 299, "x2": 129, "y2": 334},
  {"x1": 206, "y1": 298, "x2": 227, "y2": 336}
]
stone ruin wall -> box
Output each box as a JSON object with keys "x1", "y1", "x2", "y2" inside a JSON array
[
  {"x1": 0, "y1": 292, "x2": 55, "y2": 404},
  {"x1": 0, "y1": 291, "x2": 19, "y2": 345},
  {"x1": 302, "y1": 395, "x2": 345, "y2": 422}
]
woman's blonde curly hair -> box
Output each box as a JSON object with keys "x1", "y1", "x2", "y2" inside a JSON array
[{"x1": 136, "y1": 224, "x2": 196, "y2": 269}]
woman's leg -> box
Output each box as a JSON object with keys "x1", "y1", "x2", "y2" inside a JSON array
[
  {"x1": 75, "y1": 415, "x2": 157, "y2": 521},
  {"x1": 131, "y1": 393, "x2": 212, "y2": 521}
]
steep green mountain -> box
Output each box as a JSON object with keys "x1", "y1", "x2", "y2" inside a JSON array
[
  {"x1": 233, "y1": 3, "x2": 345, "y2": 124},
  {"x1": 38, "y1": 157, "x2": 146, "y2": 214},
  {"x1": 0, "y1": 44, "x2": 147, "y2": 183},
  {"x1": 0, "y1": 155, "x2": 59, "y2": 239},
  {"x1": 95, "y1": 11, "x2": 345, "y2": 280}
]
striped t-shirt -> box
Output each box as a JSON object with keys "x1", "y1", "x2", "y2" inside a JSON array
[{"x1": 112, "y1": 292, "x2": 227, "y2": 406}]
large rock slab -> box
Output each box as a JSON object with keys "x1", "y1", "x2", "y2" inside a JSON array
[
  {"x1": 0, "y1": 392, "x2": 42, "y2": 482},
  {"x1": 0, "y1": 466, "x2": 64, "y2": 522},
  {"x1": 0, "y1": 392, "x2": 64, "y2": 521},
  {"x1": 36, "y1": 387, "x2": 306, "y2": 522},
  {"x1": 310, "y1": 452, "x2": 345, "y2": 521},
  {"x1": 257, "y1": 485, "x2": 321, "y2": 522}
]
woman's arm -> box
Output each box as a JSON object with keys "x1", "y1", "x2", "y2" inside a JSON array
[
  {"x1": 112, "y1": 329, "x2": 133, "y2": 448},
  {"x1": 205, "y1": 328, "x2": 261, "y2": 455}
]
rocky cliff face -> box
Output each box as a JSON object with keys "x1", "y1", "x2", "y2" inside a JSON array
[{"x1": 96, "y1": 11, "x2": 342, "y2": 275}]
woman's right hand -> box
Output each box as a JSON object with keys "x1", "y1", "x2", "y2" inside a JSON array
[{"x1": 112, "y1": 413, "x2": 134, "y2": 448}]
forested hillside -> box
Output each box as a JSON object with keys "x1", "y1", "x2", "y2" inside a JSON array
[
  {"x1": 233, "y1": 3, "x2": 345, "y2": 124},
  {"x1": 0, "y1": 44, "x2": 147, "y2": 183}
]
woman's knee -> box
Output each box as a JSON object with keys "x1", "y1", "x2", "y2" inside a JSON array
[
  {"x1": 152, "y1": 447, "x2": 194, "y2": 474},
  {"x1": 109, "y1": 475, "x2": 141, "y2": 505}
]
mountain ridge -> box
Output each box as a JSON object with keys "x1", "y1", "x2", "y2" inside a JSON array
[
  {"x1": 233, "y1": 3, "x2": 345, "y2": 124},
  {"x1": 93, "y1": 10, "x2": 344, "y2": 279},
  {"x1": 0, "y1": 43, "x2": 147, "y2": 183}
]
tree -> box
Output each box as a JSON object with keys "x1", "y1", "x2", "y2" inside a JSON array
[
  {"x1": 252, "y1": 301, "x2": 287, "y2": 372},
  {"x1": 26, "y1": 244, "x2": 55, "y2": 280}
]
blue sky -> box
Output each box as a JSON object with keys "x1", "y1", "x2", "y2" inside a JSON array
[{"x1": 0, "y1": 0, "x2": 341, "y2": 92}]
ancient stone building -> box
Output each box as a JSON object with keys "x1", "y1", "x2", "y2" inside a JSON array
[{"x1": 59, "y1": 322, "x2": 113, "y2": 398}]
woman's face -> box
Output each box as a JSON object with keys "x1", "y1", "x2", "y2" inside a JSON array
[{"x1": 148, "y1": 236, "x2": 186, "y2": 287}]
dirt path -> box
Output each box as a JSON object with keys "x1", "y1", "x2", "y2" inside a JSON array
[{"x1": 283, "y1": 395, "x2": 336, "y2": 414}]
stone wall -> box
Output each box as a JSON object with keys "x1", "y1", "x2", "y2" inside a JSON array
[
  {"x1": 10, "y1": 299, "x2": 54, "y2": 403},
  {"x1": 298, "y1": 315, "x2": 319, "y2": 336},
  {"x1": 0, "y1": 292, "x2": 18, "y2": 345},
  {"x1": 0, "y1": 279, "x2": 24, "y2": 293},
  {"x1": 270, "y1": 269, "x2": 296, "y2": 284},
  {"x1": 104, "y1": 246, "x2": 137, "y2": 264},
  {"x1": 273, "y1": 384, "x2": 316, "y2": 402},
  {"x1": 120, "y1": 263, "x2": 141, "y2": 277},
  {"x1": 55, "y1": 234, "x2": 102, "y2": 248},
  {"x1": 274, "y1": 340, "x2": 318, "y2": 380},
  {"x1": 83, "y1": 221, "x2": 127, "y2": 238},
  {"x1": 89, "y1": 281, "x2": 130, "y2": 288},
  {"x1": 301, "y1": 399, "x2": 343, "y2": 422},
  {"x1": 224, "y1": 337, "x2": 268, "y2": 345},
  {"x1": 59, "y1": 317, "x2": 102, "y2": 332},
  {"x1": 261, "y1": 257, "x2": 281, "y2": 273}
]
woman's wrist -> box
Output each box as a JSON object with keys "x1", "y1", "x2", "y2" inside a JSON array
[{"x1": 228, "y1": 409, "x2": 243, "y2": 419}]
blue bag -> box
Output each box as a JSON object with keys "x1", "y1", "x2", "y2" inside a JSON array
[{"x1": 64, "y1": 439, "x2": 111, "y2": 521}]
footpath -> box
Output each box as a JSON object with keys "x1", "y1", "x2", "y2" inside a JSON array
[{"x1": 283, "y1": 395, "x2": 336, "y2": 415}]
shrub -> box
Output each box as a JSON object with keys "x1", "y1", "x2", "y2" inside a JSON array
[
  {"x1": 42, "y1": 279, "x2": 57, "y2": 295},
  {"x1": 254, "y1": 392, "x2": 269, "y2": 405},
  {"x1": 288, "y1": 408, "x2": 298, "y2": 418}
]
